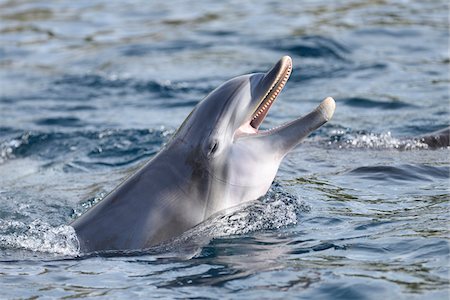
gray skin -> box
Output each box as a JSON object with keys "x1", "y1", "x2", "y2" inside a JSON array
[
  {"x1": 417, "y1": 126, "x2": 449, "y2": 149},
  {"x1": 71, "y1": 56, "x2": 336, "y2": 253}
]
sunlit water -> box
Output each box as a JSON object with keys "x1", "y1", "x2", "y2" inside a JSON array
[{"x1": 0, "y1": 0, "x2": 449, "y2": 299}]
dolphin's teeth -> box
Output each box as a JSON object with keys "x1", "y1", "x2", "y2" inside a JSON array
[{"x1": 250, "y1": 60, "x2": 292, "y2": 128}]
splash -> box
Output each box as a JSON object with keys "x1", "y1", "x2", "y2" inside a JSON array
[
  {"x1": 0, "y1": 132, "x2": 30, "y2": 164},
  {"x1": 328, "y1": 130, "x2": 429, "y2": 150},
  {"x1": 0, "y1": 219, "x2": 79, "y2": 256},
  {"x1": 178, "y1": 184, "x2": 309, "y2": 242},
  {"x1": 71, "y1": 192, "x2": 106, "y2": 218}
]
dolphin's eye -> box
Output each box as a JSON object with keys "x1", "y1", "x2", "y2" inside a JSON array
[{"x1": 207, "y1": 141, "x2": 219, "y2": 156}]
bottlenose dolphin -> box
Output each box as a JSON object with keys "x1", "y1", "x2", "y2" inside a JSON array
[
  {"x1": 71, "y1": 56, "x2": 336, "y2": 253},
  {"x1": 417, "y1": 126, "x2": 449, "y2": 149}
]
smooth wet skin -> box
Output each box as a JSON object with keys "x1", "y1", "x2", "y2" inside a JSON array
[
  {"x1": 417, "y1": 126, "x2": 450, "y2": 149},
  {"x1": 71, "y1": 56, "x2": 335, "y2": 252}
]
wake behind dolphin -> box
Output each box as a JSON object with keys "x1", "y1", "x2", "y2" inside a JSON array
[{"x1": 71, "y1": 56, "x2": 336, "y2": 253}]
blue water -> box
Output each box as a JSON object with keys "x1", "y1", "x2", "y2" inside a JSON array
[{"x1": 0, "y1": 0, "x2": 449, "y2": 299}]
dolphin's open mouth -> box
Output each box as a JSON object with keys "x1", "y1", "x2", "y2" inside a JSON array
[
  {"x1": 250, "y1": 56, "x2": 292, "y2": 130},
  {"x1": 237, "y1": 56, "x2": 292, "y2": 135}
]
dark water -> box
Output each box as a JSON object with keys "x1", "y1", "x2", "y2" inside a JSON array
[{"x1": 1, "y1": 0, "x2": 449, "y2": 299}]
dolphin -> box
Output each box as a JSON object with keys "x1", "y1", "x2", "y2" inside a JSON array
[
  {"x1": 417, "y1": 126, "x2": 449, "y2": 149},
  {"x1": 71, "y1": 56, "x2": 336, "y2": 253}
]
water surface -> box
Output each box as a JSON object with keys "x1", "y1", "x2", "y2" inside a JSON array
[{"x1": 0, "y1": 0, "x2": 449, "y2": 299}]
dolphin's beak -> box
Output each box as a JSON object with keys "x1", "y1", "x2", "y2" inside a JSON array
[
  {"x1": 236, "y1": 56, "x2": 335, "y2": 156},
  {"x1": 256, "y1": 96, "x2": 335, "y2": 155}
]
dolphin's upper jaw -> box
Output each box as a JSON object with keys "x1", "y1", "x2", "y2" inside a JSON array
[
  {"x1": 250, "y1": 56, "x2": 292, "y2": 130},
  {"x1": 236, "y1": 56, "x2": 293, "y2": 136}
]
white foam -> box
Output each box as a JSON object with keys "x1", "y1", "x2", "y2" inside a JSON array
[
  {"x1": 0, "y1": 219, "x2": 80, "y2": 256},
  {"x1": 71, "y1": 192, "x2": 106, "y2": 218},
  {"x1": 179, "y1": 186, "x2": 308, "y2": 241},
  {"x1": 329, "y1": 131, "x2": 429, "y2": 150},
  {"x1": 0, "y1": 135, "x2": 28, "y2": 164}
]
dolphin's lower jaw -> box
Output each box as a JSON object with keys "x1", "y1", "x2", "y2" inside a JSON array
[
  {"x1": 71, "y1": 56, "x2": 336, "y2": 253},
  {"x1": 235, "y1": 56, "x2": 335, "y2": 153}
]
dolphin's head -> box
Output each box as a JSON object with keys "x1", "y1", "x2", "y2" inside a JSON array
[{"x1": 173, "y1": 56, "x2": 335, "y2": 214}]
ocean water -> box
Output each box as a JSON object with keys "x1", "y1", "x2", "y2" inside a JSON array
[{"x1": 0, "y1": 0, "x2": 449, "y2": 299}]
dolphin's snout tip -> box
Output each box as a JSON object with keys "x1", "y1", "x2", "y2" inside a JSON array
[
  {"x1": 281, "y1": 55, "x2": 292, "y2": 65},
  {"x1": 319, "y1": 97, "x2": 336, "y2": 121}
]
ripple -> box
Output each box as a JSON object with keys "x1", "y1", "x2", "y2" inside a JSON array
[
  {"x1": 0, "y1": 128, "x2": 171, "y2": 168},
  {"x1": 288, "y1": 242, "x2": 343, "y2": 255},
  {"x1": 35, "y1": 117, "x2": 83, "y2": 127},
  {"x1": 1, "y1": 8, "x2": 53, "y2": 21},
  {"x1": 51, "y1": 74, "x2": 210, "y2": 103},
  {"x1": 120, "y1": 40, "x2": 211, "y2": 56},
  {"x1": 348, "y1": 164, "x2": 449, "y2": 182},
  {"x1": 354, "y1": 220, "x2": 396, "y2": 231},
  {"x1": 343, "y1": 97, "x2": 415, "y2": 110},
  {"x1": 269, "y1": 35, "x2": 350, "y2": 61},
  {"x1": 304, "y1": 216, "x2": 343, "y2": 226}
]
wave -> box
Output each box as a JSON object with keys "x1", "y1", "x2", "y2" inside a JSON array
[
  {"x1": 348, "y1": 164, "x2": 449, "y2": 182},
  {"x1": 342, "y1": 97, "x2": 415, "y2": 110},
  {"x1": 51, "y1": 74, "x2": 211, "y2": 99},
  {"x1": 0, "y1": 128, "x2": 172, "y2": 167},
  {"x1": 268, "y1": 35, "x2": 350, "y2": 61}
]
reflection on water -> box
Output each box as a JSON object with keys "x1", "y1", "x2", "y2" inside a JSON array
[{"x1": 0, "y1": 0, "x2": 449, "y2": 299}]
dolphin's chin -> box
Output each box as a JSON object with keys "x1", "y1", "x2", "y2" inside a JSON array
[{"x1": 235, "y1": 56, "x2": 292, "y2": 137}]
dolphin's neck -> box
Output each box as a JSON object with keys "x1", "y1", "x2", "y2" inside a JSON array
[{"x1": 72, "y1": 141, "x2": 209, "y2": 251}]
